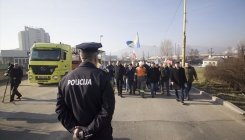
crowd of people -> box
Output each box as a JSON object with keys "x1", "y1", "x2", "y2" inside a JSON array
[
  {"x1": 55, "y1": 42, "x2": 199, "y2": 139},
  {"x1": 106, "y1": 60, "x2": 198, "y2": 104}
]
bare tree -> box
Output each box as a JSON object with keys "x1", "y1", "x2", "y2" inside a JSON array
[
  {"x1": 121, "y1": 52, "x2": 129, "y2": 60},
  {"x1": 186, "y1": 45, "x2": 191, "y2": 55},
  {"x1": 124, "y1": 52, "x2": 129, "y2": 58},
  {"x1": 237, "y1": 40, "x2": 245, "y2": 60},
  {"x1": 188, "y1": 48, "x2": 199, "y2": 62},
  {"x1": 225, "y1": 46, "x2": 233, "y2": 56},
  {"x1": 160, "y1": 39, "x2": 173, "y2": 59}
]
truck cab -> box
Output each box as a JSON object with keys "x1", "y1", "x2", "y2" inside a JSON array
[{"x1": 28, "y1": 43, "x2": 72, "y2": 84}]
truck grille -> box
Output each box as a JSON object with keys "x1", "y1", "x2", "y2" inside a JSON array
[{"x1": 30, "y1": 65, "x2": 58, "y2": 75}]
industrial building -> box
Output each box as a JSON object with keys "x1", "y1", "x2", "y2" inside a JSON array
[
  {"x1": 19, "y1": 26, "x2": 50, "y2": 51},
  {"x1": 1, "y1": 26, "x2": 50, "y2": 67}
]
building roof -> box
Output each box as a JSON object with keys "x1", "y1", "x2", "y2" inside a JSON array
[{"x1": 1, "y1": 50, "x2": 28, "y2": 57}]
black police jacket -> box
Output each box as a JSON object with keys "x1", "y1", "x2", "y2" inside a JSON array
[
  {"x1": 10, "y1": 67, "x2": 23, "y2": 85},
  {"x1": 56, "y1": 62, "x2": 115, "y2": 140}
]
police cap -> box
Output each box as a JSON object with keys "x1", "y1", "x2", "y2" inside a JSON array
[{"x1": 76, "y1": 42, "x2": 102, "y2": 52}]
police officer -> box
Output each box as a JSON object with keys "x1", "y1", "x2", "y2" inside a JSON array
[{"x1": 55, "y1": 42, "x2": 115, "y2": 140}]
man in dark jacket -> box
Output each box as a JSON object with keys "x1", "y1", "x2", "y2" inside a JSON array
[
  {"x1": 155, "y1": 63, "x2": 160, "y2": 92},
  {"x1": 185, "y1": 62, "x2": 198, "y2": 100},
  {"x1": 10, "y1": 63, "x2": 23, "y2": 102},
  {"x1": 106, "y1": 61, "x2": 115, "y2": 87},
  {"x1": 170, "y1": 62, "x2": 187, "y2": 104},
  {"x1": 114, "y1": 61, "x2": 126, "y2": 97},
  {"x1": 56, "y1": 42, "x2": 115, "y2": 140},
  {"x1": 148, "y1": 62, "x2": 160, "y2": 98},
  {"x1": 160, "y1": 63, "x2": 171, "y2": 96},
  {"x1": 123, "y1": 63, "x2": 128, "y2": 91},
  {"x1": 126, "y1": 64, "x2": 135, "y2": 94}
]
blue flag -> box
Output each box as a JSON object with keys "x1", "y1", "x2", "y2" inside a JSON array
[{"x1": 126, "y1": 33, "x2": 140, "y2": 48}]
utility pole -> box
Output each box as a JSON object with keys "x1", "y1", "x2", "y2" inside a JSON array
[
  {"x1": 181, "y1": 0, "x2": 187, "y2": 67},
  {"x1": 209, "y1": 48, "x2": 214, "y2": 57},
  {"x1": 100, "y1": 35, "x2": 104, "y2": 66},
  {"x1": 110, "y1": 51, "x2": 111, "y2": 61},
  {"x1": 175, "y1": 43, "x2": 176, "y2": 55},
  {"x1": 154, "y1": 45, "x2": 156, "y2": 61},
  {"x1": 177, "y1": 45, "x2": 180, "y2": 61},
  {"x1": 143, "y1": 51, "x2": 145, "y2": 61}
]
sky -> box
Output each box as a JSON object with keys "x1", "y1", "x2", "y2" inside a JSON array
[{"x1": 0, "y1": 0, "x2": 244, "y2": 54}]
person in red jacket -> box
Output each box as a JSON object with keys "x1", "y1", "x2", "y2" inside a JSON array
[{"x1": 135, "y1": 61, "x2": 147, "y2": 98}]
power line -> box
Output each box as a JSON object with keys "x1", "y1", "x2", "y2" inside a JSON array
[
  {"x1": 163, "y1": 0, "x2": 182, "y2": 40},
  {"x1": 187, "y1": 0, "x2": 233, "y2": 13}
]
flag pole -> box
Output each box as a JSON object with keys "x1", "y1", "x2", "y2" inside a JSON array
[
  {"x1": 132, "y1": 48, "x2": 134, "y2": 65},
  {"x1": 132, "y1": 49, "x2": 133, "y2": 65}
]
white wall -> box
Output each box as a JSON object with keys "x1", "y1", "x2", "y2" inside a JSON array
[{"x1": 202, "y1": 61, "x2": 217, "y2": 67}]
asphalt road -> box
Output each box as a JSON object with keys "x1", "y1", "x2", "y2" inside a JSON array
[{"x1": 0, "y1": 78, "x2": 245, "y2": 140}]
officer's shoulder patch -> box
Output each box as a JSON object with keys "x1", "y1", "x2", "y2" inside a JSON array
[{"x1": 98, "y1": 68, "x2": 108, "y2": 74}]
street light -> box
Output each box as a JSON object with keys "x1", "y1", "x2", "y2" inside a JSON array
[
  {"x1": 154, "y1": 46, "x2": 156, "y2": 61},
  {"x1": 100, "y1": 35, "x2": 103, "y2": 43},
  {"x1": 99, "y1": 35, "x2": 105, "y2": 66}
]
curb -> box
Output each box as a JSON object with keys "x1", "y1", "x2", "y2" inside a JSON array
[{"x1": 192, "y1": 87, "x2": 245, "y2": 115}]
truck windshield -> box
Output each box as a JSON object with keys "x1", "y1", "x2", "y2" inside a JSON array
[{"x1": 30, "y1": 50, "x2": 61, "y2": 61}]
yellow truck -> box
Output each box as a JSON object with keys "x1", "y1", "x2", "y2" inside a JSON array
[{"x1": 28, "y1": 43, "x2": 72, "y2": 84}]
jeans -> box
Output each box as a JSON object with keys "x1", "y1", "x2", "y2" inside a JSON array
[
  {"x1": 150, "y1": 83, "x2": 158, "y2": 96},
  {"x1": 162, "y1": 80, "x2": 170, "y2": 94},
  {"x1": 158, "y1": 80, "x2": 162, "y2": 91},
  {"x1": 128, "y1": 80, "x2": 135, "y2": 94},
  {"x1": 123, "y1": 77, "x2": 129, "y2": 90},
  {"x1": 174, "y1": 87, "x2": 185, "y2": 102},
  {"x1": 125, "y1": 78, "x2": 128, "y2": 90},
  {"x1": 185, "y1": 82, "x2": 192, "y2": 98}
]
